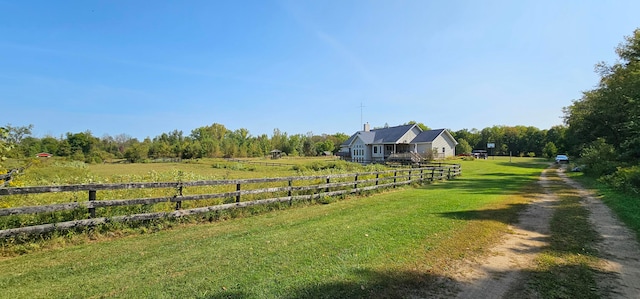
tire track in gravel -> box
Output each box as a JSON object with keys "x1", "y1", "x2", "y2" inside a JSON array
[
  {"x1": 557, "y1": 169, "x2": 640, "y2": 298},
  {"x1": 452, "y1": 168, "x2": 557, "y2": 298},
  {"x1": 448, "y1": 166, "x2": 640, "y2": 298}
]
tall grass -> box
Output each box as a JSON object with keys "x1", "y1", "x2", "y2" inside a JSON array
[{"x1": 0, "y1": 157, "x2": 423, "y2": 253}]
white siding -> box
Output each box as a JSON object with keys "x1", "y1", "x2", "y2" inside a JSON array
[
  {"x1": 416, "y1": 143, "x2": 434, "y2": 155},
  {"x1": 432, "y1": 135, "x2": 457, "y2": 158},
  {"x1": 398, "y1": 126, "x2": 422, "y2": 144},
  {"x1": 371, "y1": 144, "x2": 384, "y2": 161},
  {"x1": 351, "y1": 138, "x2": 372, "y2": 163}
]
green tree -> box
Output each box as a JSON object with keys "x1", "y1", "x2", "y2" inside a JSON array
[
  {"x1": 564, "y1": 28, "x2": 640, "y2": 164},
  {"x1": 0, "y1": 127, "x2": 13, "y2": 167},
  {"x1": 124, "y1": 141, "x2": 149, "y2": 163},
  {"x1": 405, "y1": 121, "x2": 431, "y2": 131},
  {"x1": 456, "y1": 139, "x2": 473, "y2": 155},
  {"x1": 4, "y1": 124, "x2": 33, "y2": 144},
  {"x1": 542, "y1": 142, "x2": 558, "y2": 159}
]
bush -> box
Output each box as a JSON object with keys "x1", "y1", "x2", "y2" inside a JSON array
[
  {"x1": 580, "y1": 139, "x2": 618, "y2": 176},
  {"x1": 600, "y1": 166, "x2": 640, "y2": 193}
]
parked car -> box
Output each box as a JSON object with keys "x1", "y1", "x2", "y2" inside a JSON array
[{"x1": 555, "y1": 154, "x2": 569, "y2": 164}]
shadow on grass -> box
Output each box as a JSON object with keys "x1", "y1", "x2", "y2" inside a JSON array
[
  {"x1": 506, "y1": 264, "x2": 614, "y2": 298},
  {"x1": 495, "y1": 160, "x2": 551, "y2": 169},
  {"x1": 197, "y1": 265, "x2": 614, "y2": 298},
  {"x1": 437, "y1": 203, "x2": 529, "y2": 224},
  {"x1": 422, "y1": 174, "x2": 539, "y2": 196},
  {"x1": 199, "y1": 268, "x2": 459, "y2": 299}
]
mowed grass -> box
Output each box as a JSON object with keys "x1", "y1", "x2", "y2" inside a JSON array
[{"x1": 0, "y1": 157, "x2": 548, "y2": 298}]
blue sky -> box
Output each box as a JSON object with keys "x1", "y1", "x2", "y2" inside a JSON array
[{"x1": 1, "y1": 1, "x2": 639, "y2": 139}]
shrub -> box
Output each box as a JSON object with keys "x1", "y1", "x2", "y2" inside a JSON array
[
  {"x1": 580, "y1": 139, "x2": 618, "y2": 176},
  {"x1": 600, "y1": 166, "x2": 640, "y2": 193}
]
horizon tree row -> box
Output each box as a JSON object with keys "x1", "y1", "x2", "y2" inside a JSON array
[
  {"x1": 1, "y1": 123, "x2": 349, "y2": 163},
  {"x1": 2, "y1": 121, "x2": 570, "y2": 165}
]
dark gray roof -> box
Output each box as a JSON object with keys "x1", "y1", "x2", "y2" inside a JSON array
[
  {"x1": 411, "y1": 129, "x2": 445, "y2": 143},
  {"x1": 341, "y1": 124, "x2": 417, "y2": 146},
  {"x1": 371, "y1": 124, "x2": 416, "y2": 143},
  {"x1": 341, "y1": 124, "x2": 457, "y2": 147}
]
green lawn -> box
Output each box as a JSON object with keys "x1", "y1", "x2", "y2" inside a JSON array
[{"x1": 0, "y1": 157, "x2": 549, "y2": 298}]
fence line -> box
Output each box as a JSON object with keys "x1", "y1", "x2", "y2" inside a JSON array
[
  {"x1": 224, "y1": 158, "x2": 298, "y2": 167},
  {"x1": 0, "y1": 164, "x2": 461, "y2": 238}
]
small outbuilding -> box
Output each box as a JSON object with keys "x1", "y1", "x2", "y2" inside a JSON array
[
  {"x1": 270, "y1": 149, "x2": 282, "y2": 159},
  {"x1": 36, "y1": 152, "x2": 53, "y2": 158}
]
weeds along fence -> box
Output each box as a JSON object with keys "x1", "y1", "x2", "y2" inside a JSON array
[
  {"x1": 224, "y1": 158, "x2": 297, "y2": 167},
  {"x1": 0, "y1": 164, "x2": 460, "y2": 238}
]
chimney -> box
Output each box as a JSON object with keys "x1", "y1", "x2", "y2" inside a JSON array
[{"x1": 363, "y1": 122, "x2": 370, "y2": 132}]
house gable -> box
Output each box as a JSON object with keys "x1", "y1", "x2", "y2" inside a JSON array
[{"x1": 340, "y1": 124, "x2": 458, "y2": 162}]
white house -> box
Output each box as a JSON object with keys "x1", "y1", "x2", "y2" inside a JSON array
[{"x1": 338, "y1": 123, "x2": 458, "y2": 163}]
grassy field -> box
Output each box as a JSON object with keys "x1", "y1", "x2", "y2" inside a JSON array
[{"x1": 0, "y1": 157, "x2": 549, "y2": 298}]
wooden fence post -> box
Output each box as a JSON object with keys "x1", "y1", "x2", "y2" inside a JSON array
[
  {"x1": 448, "y1": 167, "x2": 452, "y2": 179},
  {"x1": 431, "y1": 168, "x2": 435, "y2": 182},
  {"x1": 326, "y1": 177, "x2": 330, "y2": 193},
  {"x1": 175, "y1": 184, "x2": 183, "y2": 210},
  {"x1": 288, "y1": 179, "x2": 293, "y2": 206},
  {"x1": 393, "y1": 171, "x2": 397, "y2": 188},
  {"x1": 375, "y1": 172, "x2": 379, "y2": 186},
  {"x1": 88, "y1": 190, "x2": 96, "y2": 218},
  {"x1": 236, "y1": 183, "x2": 241, "y2": 203},
  {"x1": 354, "y1": 174, "x2": 358, "y2": 190},
  {"x1": 408, "y1": 170, "x2": 412, "y2": 184},
  {"x1": 420, "y1": 169, "x2": 424, "y2": 182}
]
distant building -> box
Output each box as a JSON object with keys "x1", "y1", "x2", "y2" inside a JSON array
[
  {"x1": 270, "y1": 149, "x2": 282, "y2": 159},
  {"x1": 36, "y1": 152, "x2": 53, "y2": 158},
  {"x1": 338, "y1": 123, "x2": 458, "y2": 163}
]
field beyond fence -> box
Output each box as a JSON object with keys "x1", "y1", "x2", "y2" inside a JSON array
[{"x1": 0, "y1": 164, "x2": 460, "y2": 238}]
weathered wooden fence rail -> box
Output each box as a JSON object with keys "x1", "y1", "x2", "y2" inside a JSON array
[
  {"x1": 0, "y1": 164, "x2": 461, "y2": 238},
  {"x1": 224, "y1": 158, "x2": 297, "y2": 167}
]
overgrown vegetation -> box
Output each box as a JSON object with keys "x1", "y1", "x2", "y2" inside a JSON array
[
  {"x1": 563, "y1": 28, "x2": 640, "y2": 192},
  {"x1": 0, "y1": 157, "x2": 419, "y2": 255}
]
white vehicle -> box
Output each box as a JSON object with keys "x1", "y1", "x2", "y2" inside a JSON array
[{"x1": 555, "y1": 154, "x2": 569, "y2": 163}]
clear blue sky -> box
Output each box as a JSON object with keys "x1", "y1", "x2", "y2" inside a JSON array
[{"x1": 2, "y1": 1, "x2": 639, "y2": 139}]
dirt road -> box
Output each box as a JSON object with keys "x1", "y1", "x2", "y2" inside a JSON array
[{"x1": 446, "y1": 166, "x2": 640, "y2": 298}]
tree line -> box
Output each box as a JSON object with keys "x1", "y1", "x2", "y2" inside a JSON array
[
  {"x1": 1, "y1": 121, "x2": 569, "y2": 164},
  {"x1": 1, "y1": 123, "x2": 349, "y2": 163},
  {"x1": 562, "y1": 28, "x2": 640, "y2": 192}
]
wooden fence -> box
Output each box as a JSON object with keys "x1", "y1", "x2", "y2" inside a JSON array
[
  {"x1": 0, "y1": 164, "x2": 461, "y2": 238},
  {"x1": 1, "y1": 168, "x2": 22, "y2": 187},
  {"x1": 224, "y1": 158, "x2": 297, "y2": 167}
]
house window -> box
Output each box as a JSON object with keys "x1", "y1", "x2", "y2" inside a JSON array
[{"x1": 373, "y1": 146, "x2": 378, "y2": 154}]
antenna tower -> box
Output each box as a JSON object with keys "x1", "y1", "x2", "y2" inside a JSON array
[{"x1": 359, "y1": 102, "x2": 366, "y2": 128}]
